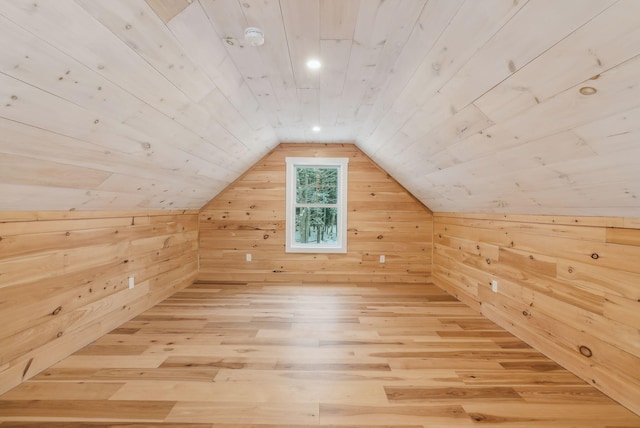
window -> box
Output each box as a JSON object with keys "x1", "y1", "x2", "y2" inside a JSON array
[{"x1": 285, "y1": 157, "x2": 348, "y2": 253}]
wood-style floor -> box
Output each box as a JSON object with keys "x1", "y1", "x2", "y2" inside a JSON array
[{"x1": 1, "y1": 282, "x2": 638, "y2": 427}]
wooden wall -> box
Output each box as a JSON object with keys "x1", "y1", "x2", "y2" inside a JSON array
[
  {"x1": 0, "y1": 210, "x2": 198, "y2": 395},
  {"x1": 433, "y1": 213, "x2": 640, "y2": 415},
  {"x1": 199, "y1": 143, "x2": 432, "y2": 283}
]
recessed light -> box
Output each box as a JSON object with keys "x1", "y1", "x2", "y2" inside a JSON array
[
  {"x1": 306, "y1": 59, "x2": 322, "y2": 70},
  {"x1": 312, "y1": 126, "x2": 321, "y2": 132}
]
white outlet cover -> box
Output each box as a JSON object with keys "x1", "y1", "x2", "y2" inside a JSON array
[
  {"x1": 128, "y1": 276, "x2": 135, "y2": 289},
  {"x1": 246, "y1": 253, "x2": 252, "y2": 262},
  {"x1": 491, "y1": 280, "x2": 498, "y2": 292},
  {"x1": 379, "y1": 255, "x2": 385, "y2": 263}
]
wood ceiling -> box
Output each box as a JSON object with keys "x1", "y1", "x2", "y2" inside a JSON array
[{"x1": 1, "y1": 0, "x2": 639, "y2": 215}]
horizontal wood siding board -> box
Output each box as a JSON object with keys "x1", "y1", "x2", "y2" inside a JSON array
[
  {"x1": 434, "y1": 212, "x2": 627, "y2": 228},
  {"x1": 432, "y1": 213, "x2": 640, "y2": 416},
  {"x1": 0, "y1": 210, "x2": 199, "y2": 222},
  {"x1": 198, "y1": 143, "x2": 433, "y2": 284},
  {"x1": 0, "y1": 211, "x2": 198, "y2": 395}
]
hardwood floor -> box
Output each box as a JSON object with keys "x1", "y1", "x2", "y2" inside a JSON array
[{"x1": 1, "y1": 282, "x2": 638, "y2": 427}]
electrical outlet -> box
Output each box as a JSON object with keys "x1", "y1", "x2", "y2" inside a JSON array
[
  {"x1": 491, "y1": 280, "x2": 498, "y2": 293},
  {"x1": 246, "y1": 253, "x2": 252, "y2": 262},
  {"x1": 379, "y1": 255, "x2": 385, "y2": 263},
  {"x1": 128, "y1": 276, "x2": 135, "y2": 289}
]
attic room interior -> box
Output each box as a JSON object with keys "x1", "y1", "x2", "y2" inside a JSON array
[{"x1": 1, "y1": 0, "x2": 639, "y2": 426}]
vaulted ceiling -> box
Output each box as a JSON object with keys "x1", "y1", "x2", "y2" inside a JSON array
[{"x1": 1, "y1": 0, "x2": 639, "y2": 216}]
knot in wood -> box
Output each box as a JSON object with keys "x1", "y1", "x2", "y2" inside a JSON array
[
  {"x1": 470, "y1": 414, "x2": 486, "y2": 422},
  {"x1": 22, "y1": 358, "x2": 33, "y2": 378},
  {"x1": 263, "y1": 234, "x2": 269, "y2": 240},
  {"x1": 56, "y1": 331, "x2": 64, "y2": 338},
  {"x1": 579, "y1": 86, "x2": 597, "y2": 95},
  {"x1": 591, "y1": 253, "x2": 599, "y2": 260},
  {"x1": 485, "y1": 258, "x2": 491, "y2": 265},
  {"x1": 377, "y1": 235, "x2": 383, "y2": 240},
  {"x1": 65, "y1": 231, "x2": 71, "y2": 236},
  {"x1": 52, "y1": 306, "x2": 62, "y2": 316},
  {"x1": 568, "y1": 267, "x2": 574, "y2": 273},
  {"x1": 579, "y1": 345, "x2": 593, "y2": 358}
]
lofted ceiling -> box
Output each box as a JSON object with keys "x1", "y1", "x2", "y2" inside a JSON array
[{"x1": 0, "y1": 0, "x2": 639, "y2": 216}]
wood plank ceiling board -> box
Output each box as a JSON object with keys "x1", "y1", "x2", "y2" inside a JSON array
[
  {"x1": 198, "y1": 0, "x2": 283, "y2": 128},
  {"x1": 280, "y1": 0, "x2": 321, "y2": 91},
  {"x1": 280, "y1": 0, "x2": 321, "y2": 140},
  {"x1": 343, "y1": 0, "x2": 428, "y2": 114},
  {"x1": 239, "y1": 0, "x2": 303, "y2": 141},
  {"x1": 357, "y1": 0, "x2": 465, "y2": 142},
  {"x1": 318, "y1": 38, "x2": 352, "y2": 138},
  {"x1": 0, "y1": 0, "x2": 274, "y2": 210},
  {"x1": 359, "y1": 0, "x2": 528, "y2": 155},
  {"x1": 438, "y1": 0, "x2": 617, "y2": 113},
  {"x1": 145, "y1": 0, "x2": 192, "y2": 24},
  {"x1": 75, "y1": 0, "x2": 213, "y2": 103},
  {"x1": 473, "y1": 0, "x2": 640, "y2": 124},
  {"x1": 360, "y1": 0, "x2": 640, "y2": 216},
  {"x1": 0, "y1": 0, "x2": 638, "y2": 216},
  {"x1": 1, "y1": 1, "x2": 204, "y2": 130},
  {"x1": 166, "y1": 1, "x2": 272, "y2": 131}
]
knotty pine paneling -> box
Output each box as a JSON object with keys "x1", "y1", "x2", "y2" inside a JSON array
[
  {"x1": 433, "y1": 212, "x2": 640, "y2": 416},
  {"x1": 199, "y1": 143, "x2": 432, "y2": 283},
  {"x1": 0, "y1": 210, "x2": 198, "y2": 395}
]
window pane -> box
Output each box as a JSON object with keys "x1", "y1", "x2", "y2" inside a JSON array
[
  {"x1": 295, "y1": 207, "x2": 338, "y2": 244},
  {"x1": 295, "y1": 167, "x2": 338, "y2": 204}
]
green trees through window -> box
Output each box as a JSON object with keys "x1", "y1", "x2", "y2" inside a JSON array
[{"x1": 295, "y1": 167, "x2": 338, "y2": 244}]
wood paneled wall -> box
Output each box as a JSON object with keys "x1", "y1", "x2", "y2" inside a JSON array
[
  {"x1": 199, "y1": 143, "x2": 432, "y2": 283},
  {"x1": 433, "y1": 213, "x2": 640, "y2": 415},
  {"x1": 0, "y1": 210, "x2": 198, "y2": 395}
]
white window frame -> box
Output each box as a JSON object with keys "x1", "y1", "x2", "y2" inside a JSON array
[{"x1": 285, "y1": 157, "x2": 349, "y2": 253}]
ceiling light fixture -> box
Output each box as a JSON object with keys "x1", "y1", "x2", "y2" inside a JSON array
[
  {"x1": 312, "y1": 125, "x2": 321, "y2": 132},
  {"x1": 306, "y1": 59, "x2": 322, "y2": 70},
  {"x1": 244, "y1": 27, "x2": 265, "y2": 46}
]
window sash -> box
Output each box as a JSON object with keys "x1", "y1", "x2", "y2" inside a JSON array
[
  {"x1": 285, "y1": 157, "x2": 348, "y2": 253},
  {"x1": 295, "y1": 203, "x2": 338, "y2": 208}
]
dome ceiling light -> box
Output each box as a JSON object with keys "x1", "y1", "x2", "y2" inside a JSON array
[{"x1": 244, "y1": 27, "x2": 265, "y2": 46}]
